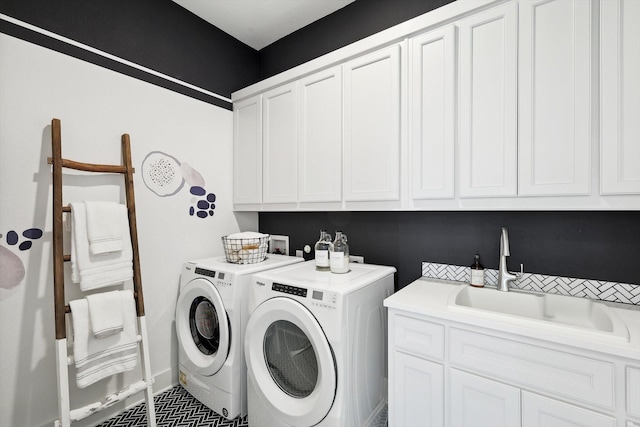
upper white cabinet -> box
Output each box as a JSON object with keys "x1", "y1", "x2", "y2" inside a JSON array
[
  {"x1": 409, "y1": 25, "x2": 456, "y2": 200},
  {"x1": 600, "y1": 0, "x2": 640, "y2": 195},
  {"x1": 232, "y1": 0, "x2": 640, "y2": 210},
  {"x1": 518, "y1": 0, "x2": 592, "y2": 196},
  {"x1": 458, "y1": 2, "x2": 518, "y2": 198},
  {"x1": 233, "y1": 95, "x2": 262, "y2": 205},
  {"x1": 262, "y1": 83, "x2": 298, "y2": 204},
  {"x1": 298, "y1": 66, "x2": 343, "y2": 203},
  {"x1": 343, "y1": 44, "x2": 401, "y2": 202}
]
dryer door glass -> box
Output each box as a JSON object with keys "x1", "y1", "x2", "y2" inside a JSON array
[
  {"x1": 264, "y1": 320, "x2": 318, "y2": 398},
  {"x1": 189, "y1": 296, "x2": 220, "y2": 355}
]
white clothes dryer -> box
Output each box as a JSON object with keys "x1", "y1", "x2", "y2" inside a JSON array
[
  {"x1": 176, "y1": 254, "x2": 303, "y2": 419},
  {"x1": 244, "y1": 261, "x2": 395, "y2": 427}
]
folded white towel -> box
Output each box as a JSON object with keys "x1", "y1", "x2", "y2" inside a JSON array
[
  {"x1": 69, "y1": 290, "x2": 138, "y2": 388},
  {"x1": 85, "y1": 201, "x2": 125, "y2": 255},
  {"x1": 71, "y1": 202, "x2": 133, "y2": 291},
  {"x1": 87, "y1": 290, "x2": 124, "y2": 339},
  {"x1": 226, "y1": 231, "x2": 269, "y2": 239}
]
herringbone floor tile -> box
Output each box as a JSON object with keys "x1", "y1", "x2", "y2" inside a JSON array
[{"x1": 97, "y1": 386, "x2": 248, "y2": 427}]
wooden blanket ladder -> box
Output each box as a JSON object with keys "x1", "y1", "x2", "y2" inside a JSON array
[{"x1": 48, "y1": 118, "x2": 156, "y2": 427}]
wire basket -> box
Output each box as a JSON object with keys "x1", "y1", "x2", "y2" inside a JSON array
[{"x1": 221, "y1": 235, "x2": 270, "y2": 264}]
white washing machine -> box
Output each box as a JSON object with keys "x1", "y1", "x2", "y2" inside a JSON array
[
  {"x1": 244, "y1": 261, "x2": 395, "y2": 427},
  {"x1": 176, "y1": 254, "x2": 303, "y2": 419}
]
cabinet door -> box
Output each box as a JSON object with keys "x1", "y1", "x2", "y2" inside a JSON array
[
  {"x1": 449, "y1": 369, "x2": 521, "y2": 427},
  {"x1": 262, "y1": 83, "x2": 297, "y2": 204},
  {"x1": 343, "y1": 44, "x2": 400, "y2": 202},
  {"x1": 233, "y1": 95, "x2": 262, "y2": 205},
  {"x1": 522, "y1": 391, "x2": 616, "y2": 427},
  {"x1": 410, "y1": 25, "x2": 456, "y2": 200},
  {"x1": 518, "y1": 0, "x2": 592, "y2": 196},
  {"x1": 600, "y1": 0, "x2": 640, "y2": 195},
  {"x1": 459, "y1": 2, "x2": 518, "y2": 198},
  {"x1": 298, "y1": 66, "x2": 342, "y2": 203},
  {"x1": 390, "y1": 352, "x2": 443, "y2": 427}
]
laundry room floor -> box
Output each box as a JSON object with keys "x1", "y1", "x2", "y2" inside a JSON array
[
  {"x1": 97, "y1": 385, "x2": 389, "y2": 426},
  {"x1": 97, "y1": 386, "x2": 248, "y2": 427}
]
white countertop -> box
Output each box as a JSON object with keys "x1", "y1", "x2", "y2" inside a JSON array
[{"x1": 384, "y1": 277, "x2": 640, "y2": 360}]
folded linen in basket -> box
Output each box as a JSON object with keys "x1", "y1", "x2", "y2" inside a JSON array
[
  {"x1": 69, "y1": 290, "x2": 138, "y2": 388},
  {"x1": 226, "y1": 231, "x2": 269, "y2": 239},
  {"x1": 71, "y1": 202, "x2": 133, "y2": 291},
  {"x1": 85, "y1": 201, "x2": 125, "y2": 255},
  {"x1": 87, "y1": 290, "x2": 124, "y2": 338}
]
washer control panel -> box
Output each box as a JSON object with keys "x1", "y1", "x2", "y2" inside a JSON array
[
  {"x1": 272, "y1": 282, "x2": 307, "y2": 298},
  {"x1": 310, "y1": 289, "x2": 338, "y2": 310},
  {"x1": 270, "y1": 282, "x2": 338, "y2": 310},
  {"x1": 195, "y1": 267, "x2": 215, "y2": 278},
  {"x1": 195, "y1": 267, "x2": 232, "y2": 287}
]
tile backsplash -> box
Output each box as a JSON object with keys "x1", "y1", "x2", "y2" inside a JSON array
[{"x1": 422, "y1": 262, "x2": 640, "y2": 306}]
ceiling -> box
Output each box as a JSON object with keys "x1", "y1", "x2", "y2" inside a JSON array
[{"x1": 172, "y1": 0, "x2": 355, "y2": 51}]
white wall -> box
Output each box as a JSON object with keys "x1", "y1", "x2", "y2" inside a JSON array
[{"x1": 0, "y1": 33, "x2": 257, "y2": 426}]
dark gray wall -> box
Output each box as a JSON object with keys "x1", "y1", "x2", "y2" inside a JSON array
[
  {"x1": 259, "y1": 211, "x2": 640, "y2": 291},
  {"x1": 258, "y1": 0, "x2": 454, "y2": 79},
  {"x1": 0, "y1": 0, "x2": 259, "y2": 108}
]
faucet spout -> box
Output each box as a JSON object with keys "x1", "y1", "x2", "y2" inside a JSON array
[{"x1": 497, "y1": 227, "x2": 517, "y2": 292}]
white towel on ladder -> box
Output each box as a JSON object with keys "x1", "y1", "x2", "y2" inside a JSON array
[
  {"x1": 70, "y1": 202, "x2": 133, "y2": 291},
  {"x1": 69, "y1": 290, "x2": 139, "y2": 388},
  {"x1": 85, "y1": 201, "x2": 125, "y2": 255},
  {"x1": 87, "y1": 290, "x2": 124, "y2": 339}
]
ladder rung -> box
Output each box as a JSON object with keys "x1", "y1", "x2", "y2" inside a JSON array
[{"x1": 67, "y1": 379, "x2": 149, "y2": 422}]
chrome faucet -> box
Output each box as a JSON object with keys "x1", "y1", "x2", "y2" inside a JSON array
[{"x1": 497, "y1": 227, "x2": 518, "y2": 292}]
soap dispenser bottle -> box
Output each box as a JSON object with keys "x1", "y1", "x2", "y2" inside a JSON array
[
  {"x1": 470, "y1": 254, "x2": 485, "y2": 287},
  {"x1": 314, "y1": 230, "x2": 332, "y2": 271},
  {"x1": 330, "y1": 231, "x2": 350, "y2": 274}
]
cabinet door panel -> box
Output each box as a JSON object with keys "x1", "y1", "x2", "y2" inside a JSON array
[
  {"x1": 449, "y1": 328, "x2": 615, "y2": 409},
  {"x1": 459, "y1": 3, "x2": 518, "y2": 198},
  {"x1": 298, "y1": 67, "x2": 342, "y2": 202},
  {"x1": 391, "y1": 352, "x2": 443, "y2": 427},
  {"x1": 449, "y1": 369, "x2": 521, "y2": 427},
  {"x1": 263, "y1": 84, "x2": 297, "y2": 203},
  {"x1": 522, "y1": 391, "x2": 615, "y2": 427},
  {"x1": 410, "y1": 25, "x2": 456, "y2": 199},
  {"x1": 234, "y1": 96, "x2": 262, "y2": 204},
  {"x1": 343, "y1": 44, "x2": 400, "y2": 202},
  {"x1": 600, "y1": 0, "x2": 640, "y2": 195},
  {"x1": 518, "y1": 0, "x2": 591, "y2": 196}
]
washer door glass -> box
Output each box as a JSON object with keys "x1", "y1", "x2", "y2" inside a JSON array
[
  {"x1": 190, "y1": 296, "x2": 220, "y2": 355},
  {"x1": 176, "y1": 278, "x2": 230, "y2": 376},
  {"x1": 245, "y1": 297, "x2": 336, "y2": 427},
  {"x1": 264, "y1": 320, "x2": 318, "y2": 398}
]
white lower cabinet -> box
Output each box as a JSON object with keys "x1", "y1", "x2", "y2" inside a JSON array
[
  {"x1": 392, "y1": 352, "x2": 443, "y2": 427},
  {"x1": 522, "y1": 391, "x2": 616, "y2": 427},
  {"x1": 449, "y1": 369, "x2": 520, "y2": 427},
  {"x1": 387, "y1": 307, "x2": 639, "y2": 427}
]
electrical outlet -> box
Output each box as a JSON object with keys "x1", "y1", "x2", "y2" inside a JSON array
[
  {"x1": 351, "y1": 255, "x2": 364, "y2": 264},
  {"x1": 295, "y1": 250, "x2": 303, "y2": 258}
]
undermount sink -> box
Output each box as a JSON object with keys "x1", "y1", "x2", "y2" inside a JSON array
[{"x1": 448, "y1": 285, "x2": 629, "y2": 342}]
